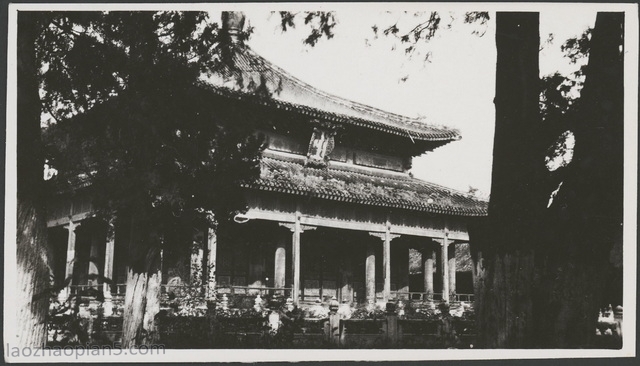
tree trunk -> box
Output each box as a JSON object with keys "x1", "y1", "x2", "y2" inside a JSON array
[
  {"x1": 472, "y1": 12, "x2": 542, "y2": 348},
  {"x1": 16, "y1": 11, "x2": 52, "y2": 347},
  {"x1": 142, "y1": 249, "x2": 162, "y2": 344},
  {"x1": 121, "y1": 216, "x2": 163, "y2": 347},
  {"x1": 121, "y1": 250, "x2": 162, "y2": 347},
  {"x1": 472, "y1": 12, "x2": 624, "y2": 348},
  {"x1": 16, "y1": 201, "x2": 51, "y2": 347},
  {"x1": 536, "y1": 12, "x2": 625, "y2": 348},
  {"x1": 121, "y1": 267, "x2": 149, "y2": 347}
]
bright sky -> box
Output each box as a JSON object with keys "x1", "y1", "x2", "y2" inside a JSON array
[{"x1": 225, "y1": 8, "x2": 598, "y2": 197}]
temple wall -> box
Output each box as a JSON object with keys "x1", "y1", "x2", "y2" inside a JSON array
[
  {"x1": 352, "y1": 149, "x2": 404, "y2": 171},
  {"x1": 259, "y1": 130, "x2": 405, "y2": 172},
  {"x1": 260, "y1": 130, "x2": 307, "y2": 156}
]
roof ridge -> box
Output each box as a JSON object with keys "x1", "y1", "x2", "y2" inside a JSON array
[
  {"x1": 229, "y1": 46, "x2": 462, "y2": 139},
  {"x1": 199, "y1": 81, "x2": 460, "y2": 142},
  {"x1": 200, "y1": 44, "x2": 464, "y2": 143}
]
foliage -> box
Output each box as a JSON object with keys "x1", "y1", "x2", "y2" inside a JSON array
[
  {"x1": 213, "y1": 307, "x2": 267, "y2": 319},
  {"x1": 402, "y1": 308, "x2": 436, "y2": 320},
  {"x1": 39, "y1": 11, "x2": 266, "y2": 252},
  {"x1": 350, "y1": 305, "x2": 386, "y2": 320},
  {"x1": 401, "y1": 301, "x2": 439, "y2": 320},
  {"x1": 33, "y1": 11, "x2": 267, "y2": 345},
  {"x1": 276, "y1": 10, "x2": 488, "y2": 64},
  {"x1": 561, "y1": 28, "x2": 592, "y2": 64},
  {"x1": 156, "y1": 306, "x2": 337, "y2": 348},
  {"x1": 276, "y1": 11, "x2": 337, "y2": 46},
  {"x1": 164, "y1": 286, "x2": 208, "y2": 317},
  {"x1": 38, "y1": 12, "x2": 219, "y2": 122},
  {"x1": 371, "y1": 11, "x2": 490, "y2": 63},
  {"x1": 540, "y1": 28, "x2": 591, "y2": 116},
  {"x1": 47, "y1": 293, "x2": 120, "y2": 346},
  {"x1": 539, "y1": 28, "x2": 591, "y2": 126},
  {"x1": 303, "y1": 303, "x2": 330, "y2": 319},
  {"x1": 540, "y1": 28, "x2": 592, "y2": 180},
  {"x1": 156, "y1": 315, "x2": 213, "y2": 348},
  {"x1": 408, "y1": 248, "x2": 422, "y2": 274},
  {"x1": 455, "y1": 243, "x2": 474, "y2": 272},
  {"x1": 157, "y1": 309, "x2": 270, "y2": 348},
  {"x1": 47, "y1": 313, "x2": 90, "y2": 346}
]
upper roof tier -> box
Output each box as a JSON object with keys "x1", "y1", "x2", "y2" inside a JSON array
[{"x1": 200, "y1": 44, "x2": 462, "y2": 142}]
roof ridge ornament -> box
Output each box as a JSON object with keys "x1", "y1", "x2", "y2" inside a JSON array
[{"x1": 221, "y1": 11, "x2": 246, "y2": 45}]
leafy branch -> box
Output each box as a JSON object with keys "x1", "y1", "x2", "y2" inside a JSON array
[
  {"x1": 372, "y1": 11, "x2": 490, "y2": 63},
  {"x1": 276, "y1": 11, "x2": 337, "y2": 46}
]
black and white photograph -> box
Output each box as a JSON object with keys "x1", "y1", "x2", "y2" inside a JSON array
[{"x1": 3, "y1": 2, "x2": 637, "y2": 362}]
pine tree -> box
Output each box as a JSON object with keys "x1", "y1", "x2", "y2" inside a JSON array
[{"x1": 22, "y1": 11, "x2": 264, "y2": 346}]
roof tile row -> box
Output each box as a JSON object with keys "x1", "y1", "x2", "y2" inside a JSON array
[
  {"x1": 201, "y1": 45, "x2": 461, "y2": 142},
  {"x1": 242, "y1": 155, "x2": 488, "y2": 217}
]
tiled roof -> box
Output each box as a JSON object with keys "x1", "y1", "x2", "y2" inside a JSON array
[
  {"x1": 200, "y1": 45, "x2": 461, "y2": 142},
  {"x1": 241, "y1": 152, "x2": 488, "y2": 217}
]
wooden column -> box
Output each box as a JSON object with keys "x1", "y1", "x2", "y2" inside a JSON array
[
  {"x1": 280, "y1": 216, "x2": 315, "y2": 305},
  {"x1": 441, "y1": 228, "x2": 450, "y2": 304},
  {"x1": 274, "y1": 235, "x2": 286, "y2": 295},
  {"x1": 365, "y1": 241, "x2": 376, "y2": 303},
  {"x1": 340, "y1": 255, "x2": 353, "y2": 303},
  {"x1": 102, "y1": 217, "x2": 116, "y2": 299},
  {"x1": 60, "y1": 221, "x2": 80, "y2": 301},
  {"x1": 370, "y1": 224, "x2": 398, "y2": 303},
  {"x1": 423, "y1": 244, "x2": 435, "y2": 299},
  {"x1": 448, "y1": 243, "x2": 456, "y2": 300},
  {"x1": 383, "y1": 232, "x2": 391, "y2": 302},
  {"x1": 206, "y1": 226, "x2": 217, "y2": 302},
  {"x1": 292, "y1": 219, "x2": 301, "y2": 304},
  {"x1": 397, "y1": 244, "x2": 410, "y2": 295}
]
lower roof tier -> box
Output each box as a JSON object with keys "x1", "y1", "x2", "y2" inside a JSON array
[{"x1": 241, "y1": 151, "x2": 488, "y2": 217}]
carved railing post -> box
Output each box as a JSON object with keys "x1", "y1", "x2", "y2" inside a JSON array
[
  {"x1": 385, "y1": 301, "x2": 398, "y2": 346},
  {"x1": 328, "y1": 296, "x2": 340, "y2": 345}
]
